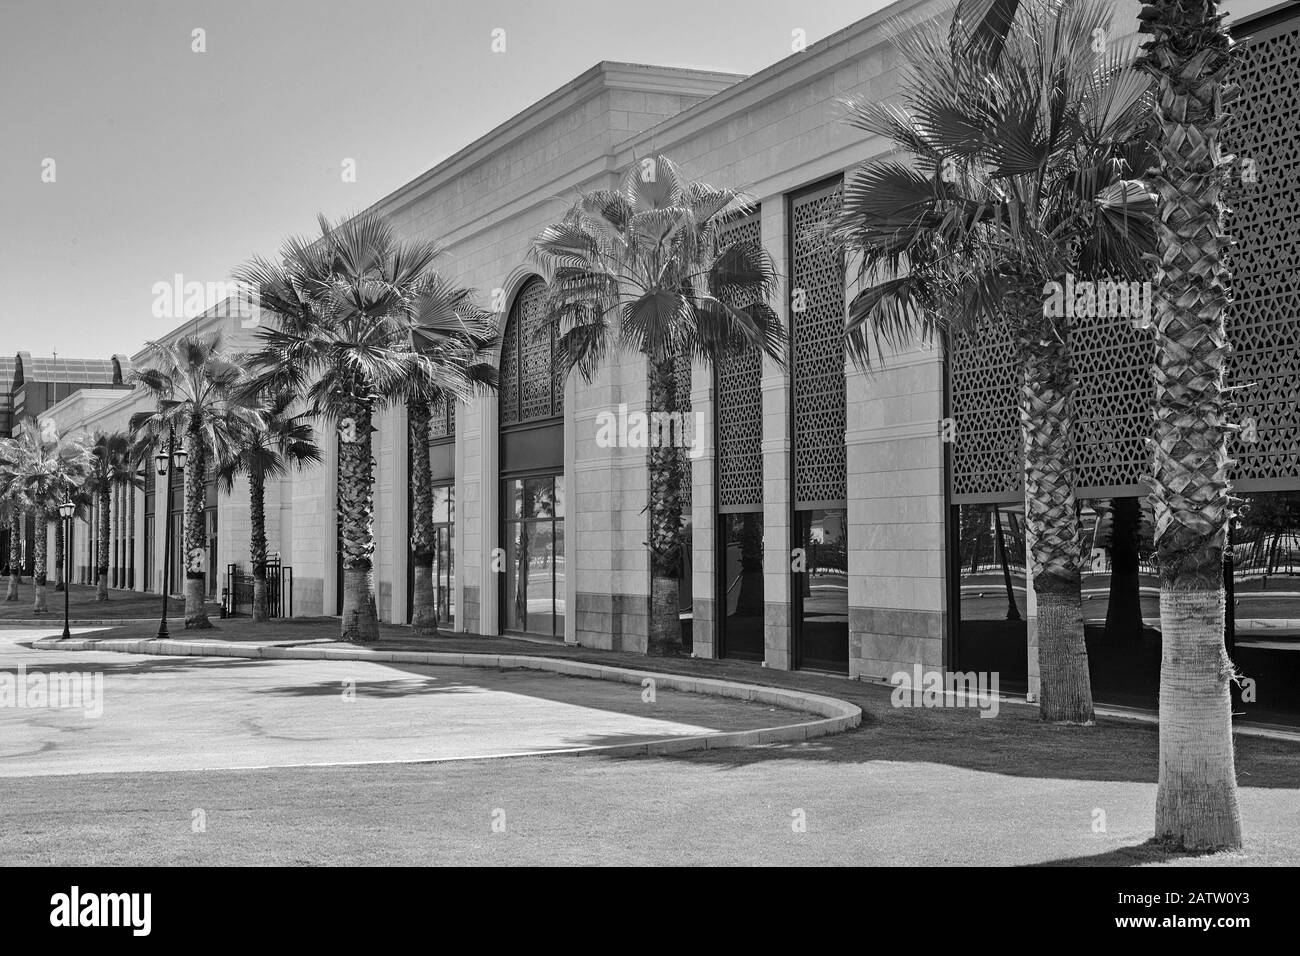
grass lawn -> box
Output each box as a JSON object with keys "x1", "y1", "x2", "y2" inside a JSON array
[
  {"x1": 0, "y1": 582, "x2": 218, "y2": 622},
  {"x1": 5, "y1": 618, "x2": 1298, "y2": 866}
]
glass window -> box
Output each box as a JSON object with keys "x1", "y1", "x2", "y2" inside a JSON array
[
  {"x1": 953, "y1": 503, "x2": 1028, "y2": 687},
  {"x1": 721, "y1": 512, "x2": 764, "y2": 661},
  {"x1": 795, "y1": 508, "x2": 849, "y2": 673},
  {"x1": 502, "y1": 474, "x2": 564, "y2": 638},
  {"x1": 1078, "y1": 496, "x2": 1160, "y2": 709}
]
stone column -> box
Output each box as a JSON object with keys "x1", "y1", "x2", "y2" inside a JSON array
[
  {"x1": 760, "y1": 195, "x2": 794, "y2": 669},
  {"x1": 689, "y1": 356, "x2": 717, "y2": 658}
]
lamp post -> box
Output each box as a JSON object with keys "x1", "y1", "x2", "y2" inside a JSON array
[
  {"x1": 58, "y1": 500, "x2": 75, "y2": 638},
  {"x1": 155, "y1": 428, "x2": 186, "y2": 639}
]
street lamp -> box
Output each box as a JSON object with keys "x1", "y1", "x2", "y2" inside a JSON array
[
  {"x1": 58, "y1": 500, "x2": 75, "y2": 638},
  {"x1": 156, "y1": 427, "x2": 183, "y2": 639}
]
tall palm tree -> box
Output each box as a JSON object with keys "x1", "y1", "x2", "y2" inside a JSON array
[
  {"x1": 86, "y1": 432, "x2": 130, "y2": 601},
  {"x1": 532, "y1": 154, "x2": 784, "y2": 656},
  {"x1": 1134, "y1": 0, "x2": 1243, "y2": 851},
  {"x1": 0, "y1": 439, "x2": 29, "y2": 601},
  {"x1": 830, "y1": 0, "x2": 1154, "y2": 721},
  {"x1": 402, "y1": 277, "x2": 498, "y2": 636},
  {"x1": 130, "y1": 334, "x2": 260, "y2": 629},
  {"x1": 235, "y1": 212, "x2": 496, "y2": 642},
  {"x1": 5, "y1": 420, "x2": 92, "y2": 613},
  {"x1": 216, "y1": 388, "x2": 322, "y2": 622}
]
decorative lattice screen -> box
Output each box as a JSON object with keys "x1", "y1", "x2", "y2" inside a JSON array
[
  {"x1": 500, "y1": 277, "x2": 561, "y2": 427},
  {"x1": 428, "y1": 393, "x2": 455, "y2": 440},
  {"x1": 715, "y1": 212, "x2": 764, "y2": 511},
  {"x1": 1224, "y1": 10, "x2": 1300, "y2": 487},
  {"x1": 791, "y1": 181, "x2": 847, "y2": 507},
  {"x1": 949, "y1": 6, "x2": 1300, "y2": 503},
  {"x1": 1070, "y1": 309, "x2": 1153, "y2": 496},
  {"x1": 949, "y1": 320, "x2": 1022, "y2": 502}
]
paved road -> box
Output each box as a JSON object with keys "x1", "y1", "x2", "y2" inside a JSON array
[{"x1": 0, "y1": 628, "x2": 796, "y2": 777}]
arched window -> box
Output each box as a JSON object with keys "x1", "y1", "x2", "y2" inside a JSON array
[
  {"x1": 499, "y1": 277, "x2": 562, "y2": 426},
  {"x1": 497, "y1": 276, "x2": 565, "y2": 639}
]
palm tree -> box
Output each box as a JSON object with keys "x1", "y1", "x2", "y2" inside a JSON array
[
  {"x1": 830, "y1": 0, "x2": 1154, "y2": 721},
  {"x1": 235, "y1": 212, "x2": 496, "y2": 642},
  {"x1": 129, "y1": 334, "x2": 260, "y2": 629},
  {"x1": 0, "y1": 439, "x2": 29, "y2": 601},
  {"x1": 1134, "y1": 0, "x2": 1243, "y2": 851},
  {"x1": 4, "y1": 420, "x2": 92, "y2": 613},
  {"x1": 86, "y1": 432, "x2": 130, "y2": 601},
  {"x1": 402, "y1": 277, "x2": 498, "y2": 636},
  {"x1": 216, "y1": 389, "x2": 322, "y2": 622},
  {"x1": 532, "y1": 154, "x2": 784, "y2": 656}
]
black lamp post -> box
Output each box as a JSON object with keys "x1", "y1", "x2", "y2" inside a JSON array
[
  {"x1": 155, "y1": 428, "x2": 186, "y2": 639},
  {"x1": 58, "y1": 499, "x2": 75, "y2": 638}
]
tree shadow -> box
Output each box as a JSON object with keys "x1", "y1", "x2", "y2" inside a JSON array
[{"x1": 1030, "y1": 838, "x2": 1244, "y2": 867}]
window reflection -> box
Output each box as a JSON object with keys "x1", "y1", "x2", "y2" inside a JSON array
[
  {"x1": 721, "y1": 512, "x2": 764, "y2": 661},
  {"x1": 796, "y1": 509, "x2": 848, "y2": 673},
  {"x1": 954, "y1": 503, "x2": 1028, "y2": 685},
  {"x1": 503, "y1": 475, "x2": 565, "y2": 638}
]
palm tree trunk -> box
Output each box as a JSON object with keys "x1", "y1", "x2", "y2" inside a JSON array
[
  {"x1": 96, "y1": 488, "x2": 110, "y2": 601},
  {"x1": 183, "y1": 425, "x2": 211, "y2": 628},
  {"x1": 6, "y1": 510, "x2": 20, "y2": 600},
  {"x1": 32, "y1": 505, "x2": 48, "y2": 613},
  {"x1": 1138, "y1": 0, "x2": 1242, "y2": 851},
  {"x1": 53, "y1": 516, "x2": 64, "y2": 592},
  {"x1": 249, "y1": 471, "x2": 269, "y2": 623},
  {"x1": 115, "y1": 482, "x2": 124, "y2": 588},
  {"x1": 1010, "y1": 277, "x2": 1094, "y2": 723},
  {"x1": 127, "y1": 481, "x2": 136, "y2": 589},
  {"x1": 111, "y1": 482, "x2": 120, "y2": 589},
  {"x1": 646, "y1": 353, "x2": 684, "y2": 656},
  {"x1": 408, "y1": 398, "x2": 438, "y2": 636},
  {"x1": 339, "y1": 399, "x2": 379, "y2": 642}
]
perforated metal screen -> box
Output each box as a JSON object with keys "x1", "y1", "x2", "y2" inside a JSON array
[
  {"x1": 715, "y1": 212, "x2": 764, "y2": 511},
  {"x1": 791, "y1": 181, "x2": 847, "y2": 508},
  {"x1": 948, "y1": 7, "x2": 1300, "y2": 503},
  {"x1": 500, "y1": 277, "x2": 561, "y2": 427}
]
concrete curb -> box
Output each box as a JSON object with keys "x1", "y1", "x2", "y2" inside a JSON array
[
  {"x1": 4, "y1": 618, "x2": 184, "y2": 627},
  {"x1": 31, "y1": 636, "x2": 863, "y2": 758}
]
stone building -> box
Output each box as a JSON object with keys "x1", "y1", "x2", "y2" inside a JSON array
[{"x1": 34, "y1": 0, "x2": 1300, "y2": 721}]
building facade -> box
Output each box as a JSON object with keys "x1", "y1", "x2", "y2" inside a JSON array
[{"x1": 34, "y1": 0, "x2": 1300, "y2": 720}]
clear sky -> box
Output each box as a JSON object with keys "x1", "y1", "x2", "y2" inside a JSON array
[
  {"x1": 0, "y1": 0, "x2": 885, "y2": 359},
  {"x1": 0, "y1": 0, "x2": 1281, "y2": 360}
]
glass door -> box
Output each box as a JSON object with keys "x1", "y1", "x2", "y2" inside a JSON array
[
  {"x1": 794, "y1": 508, "x2": 849, "y2": 673},
  {"x1": 501, "y1": 474, "x2": 565, "y2": 638},
  {"x1": 719, "y1": 512, "x2": 765, "y2": 661}
]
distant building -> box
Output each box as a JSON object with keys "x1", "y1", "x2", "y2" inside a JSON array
[
  {"x1": 5, "y1": 353, "x2": 132, "y2": 436},
  {"x1": 0, "y1": 352, "x2": 133, "y2": 576}
]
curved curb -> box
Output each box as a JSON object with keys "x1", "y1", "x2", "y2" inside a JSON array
[{"x1": 31, "y1": 636, "x2": 862, "y2": 758}]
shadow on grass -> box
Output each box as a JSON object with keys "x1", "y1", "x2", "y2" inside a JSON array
[{"x1": 1031, "y1": 839, "x2": 1243, "y2": 867}]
